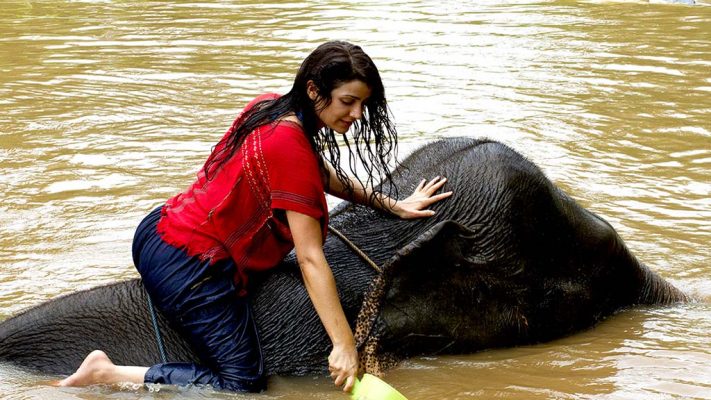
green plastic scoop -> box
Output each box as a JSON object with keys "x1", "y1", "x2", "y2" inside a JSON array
[{"x1": 350, "y1": 374, "x2": 408, "y2": 400}]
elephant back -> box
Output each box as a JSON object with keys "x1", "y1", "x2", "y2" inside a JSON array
[{"x1": 0, "y1": 279, "x2": 196, "y2": 374}]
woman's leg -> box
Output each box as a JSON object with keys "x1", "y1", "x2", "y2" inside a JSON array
[
  {"x1": 140, "y1": 257, "x2": 265, "y2": 392},
  {"x1": 59, "y1": 351, "x2": 147, "y2": 386},
  {"x1": 58, "y1": 264, "x2": 264, "y2": 392},
  {"x1": 59, "y1": 207, "x2": 265, "y2": 392},
  {"x1": 134, "y1": 208, "x2": 264, "y2": 391}
]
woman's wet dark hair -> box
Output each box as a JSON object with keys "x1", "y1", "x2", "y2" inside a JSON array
[{"x1": 204, "y1": 41, "x2": 398, "y2": 207}]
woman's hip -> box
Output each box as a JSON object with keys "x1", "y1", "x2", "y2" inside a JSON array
[{"x1": 131, "y1": 206, "x2": 239, "y2": 317}]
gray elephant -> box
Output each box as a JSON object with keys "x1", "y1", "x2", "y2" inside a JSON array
[{"x1": 0, "y1": 138, "x2": 687, "y2": 379}]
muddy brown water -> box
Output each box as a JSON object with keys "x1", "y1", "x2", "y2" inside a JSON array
[{"x1": 0, "y1": 1, "x2": 709, "y2": 399}]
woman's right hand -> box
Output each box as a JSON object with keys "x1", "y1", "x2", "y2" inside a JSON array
[{"x1": 328, "y1": 341, "x2": 358, "y2": 392}]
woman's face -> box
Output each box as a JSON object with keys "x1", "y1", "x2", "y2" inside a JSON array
[{"x1": 308, "y1": 79, "x2": 372, "y2": 134}]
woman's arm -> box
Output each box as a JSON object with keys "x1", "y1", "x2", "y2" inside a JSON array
[
  {"x1": 323, "y1": 161, "x2": 453, "y2": 219},
  {"x1": 286, "y1": 210, "x2": 358, "y2": 392}
]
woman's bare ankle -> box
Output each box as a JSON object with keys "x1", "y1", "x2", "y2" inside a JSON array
[{"x1": 57, "y1": 350, "x2": 115, "y2": 387}]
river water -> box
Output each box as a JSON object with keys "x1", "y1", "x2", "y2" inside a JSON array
[{"x1": 0, "y1": 1, "x2": 709, "y2": 399}]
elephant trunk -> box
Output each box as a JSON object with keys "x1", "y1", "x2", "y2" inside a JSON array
[{"x1": 636, "y1": 265, "x2": 689, "y2": 305}]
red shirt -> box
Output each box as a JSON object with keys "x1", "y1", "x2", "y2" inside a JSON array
[{"x1": 157, "y1": 94, "x2": 328, "y2": 293}]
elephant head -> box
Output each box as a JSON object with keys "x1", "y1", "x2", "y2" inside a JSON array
[{"x1": 348, "y1": 144, "x2": 689, "y2": 373}]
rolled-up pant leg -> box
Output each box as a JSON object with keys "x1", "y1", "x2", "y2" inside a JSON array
[{"x1": 132, "y1": 206, "x2": 265, "y2": 392}]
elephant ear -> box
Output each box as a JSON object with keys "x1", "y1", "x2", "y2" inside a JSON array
[{"x1": 354, "y1": 220, "x2": 526, "y2": 376}]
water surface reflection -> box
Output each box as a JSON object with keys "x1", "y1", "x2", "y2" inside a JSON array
[{"x1": 0, "y1": 1, "x2": 709, "y2": 399}]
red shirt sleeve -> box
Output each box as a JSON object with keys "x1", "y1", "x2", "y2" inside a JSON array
[{"x1": 262, "y1": 123, "x2": 327, "y2": 222}]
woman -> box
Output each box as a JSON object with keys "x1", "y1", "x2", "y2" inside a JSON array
[{"x1": 58, "y1": 41, "x2": 452, "y2": 393}]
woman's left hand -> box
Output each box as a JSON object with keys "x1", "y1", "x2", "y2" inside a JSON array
[{"x1": 390, "y1": 176, "x2": 453, "y2": 219}]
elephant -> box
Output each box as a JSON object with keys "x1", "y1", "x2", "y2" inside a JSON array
[{"x1": 0, "y1": 137, "x2": 688, "y2": 379}]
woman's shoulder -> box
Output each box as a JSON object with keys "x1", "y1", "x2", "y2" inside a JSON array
[
  {"x1": 243, "y1": 92, "x2": 280, "y2": 112},
  {"x1": 252, "y1": 124, "x2": 316, "y2": 173},
  {"x1": 261, "y1": 122, "x2": 309, "y2": 150}
]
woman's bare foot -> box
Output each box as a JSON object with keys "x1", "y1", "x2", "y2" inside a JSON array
[{"x1": 58, "y1": 350, "x2": 115, "y2": 387}]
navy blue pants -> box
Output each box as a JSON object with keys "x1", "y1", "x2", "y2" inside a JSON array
[{"x1": 132, "y1": 206, "x2": 265, "y2": 392}]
